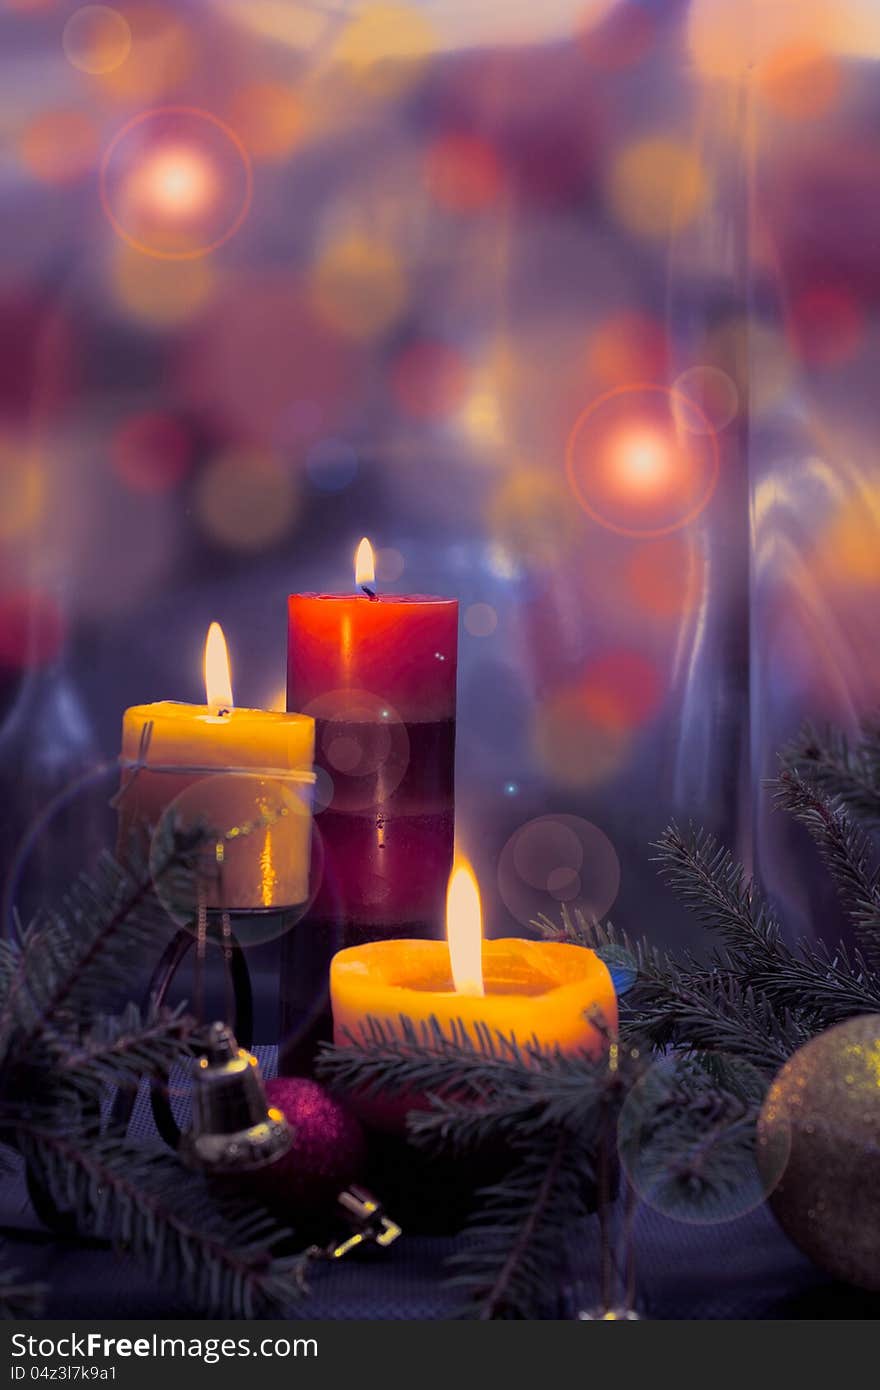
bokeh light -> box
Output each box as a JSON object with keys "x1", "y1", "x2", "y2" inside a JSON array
[
  {"x1": 110, "y1": 244, "x2": 216, "y2": 326},
  {"x1": 425, "y1": 133, "x2": 504, "y2": 212},
  {"x1": 618, "y1": 1053, "x2": 789, "y2": 1224},
  {"x1": 391, "y1": 340, "x2": 469, "y2": 420},
  {"x1": 195, "y1": 448, "x2": 298, "y2": 551},
  {"x1": 566, "y1": 384, "x2": 720, "y2": 537},
  {"x1": 19, "y1": 110, "x2": 99, "y2": 184},
  {"x1": 490, "y1": 469, "x2": 584, "y2": 570},
  {"x1": 375, "y1": 547, "x2": 405, "y2": 583},
  {"x1": 63, "y1": 6, "x2": 132, "y2": 74},
  {"x1": 533, "y1": 687, "x2": 632, "y2": 788},
  {"x1": 624, "y1": 535, "x2": 705, "y2": 619},
  {"x1": 0, "y1": 439, "x2": 45, "y2": 541},
  {"x1": 311, "y1": 235, "x2": 408, "y2": 339},
  {"x1": 0, "y1": 591, "x2": 65, "y2": 671},
  {"x1": 757, "y1": 41, "x2": 842, "y2": 120},
  {"x1": 110, "y1": 412, "x2": 191, "y2": 493},
  {"x1": 580, "y1": 649, "x2": 664, "y2": 733},
  {"x1": 587, "y1": 310, "x2": 668, "y2": 389},
  {"x1": 704, "y1": 317, "x2": 796, "y2": 418},
  {"x1": 672, "y1": 366, "x2": 739, "y2": 434},
  {"x1": 100, "y1": 107, "x2": 252, "y2": 259},
  {"x1": 608, "y1": 137, "x2": 710, "y2": 239},
  {"x1": 303, "y1": 690, "x2": 410, "y2": 814},
  {"x1": 94, "y1": 4, "x2": 193, "y2": 104},
  {"x1": 789, "y1": 284, "x2": 864, "y2": 368},
  {"x1": 227, "y1": 81, "x2": 303, "y2": 161},
  {"x1": 464, "y1": 602, "x2": 498, "y2": 637},
  {"x1": 305, "y1": 437, "x2": 359, "y2": 493},
  {"x1": 497, "y1": 814, "x2": 620, "y2": 928},
  {"x1": 334, "y1": 4, "x2": 435, "y2": 100},
  {"x1": 179, "y1": 278, "x2": 354, "y2": 444}
]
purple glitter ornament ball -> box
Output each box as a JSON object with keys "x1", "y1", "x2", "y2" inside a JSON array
[{"x1": 257, "y1": 1077, "x2": 367, "y2": 1212}]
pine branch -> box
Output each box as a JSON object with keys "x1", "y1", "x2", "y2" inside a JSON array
[
  {"x1": 652, "y1": 823, "x2": 782, "y2": 953},
  {"x1": 51, "y1": 1002, "x2": 198, "y2": 1094},
  {"x1": 782, "y1": 720, "x2": 880, "y2": 823},
  {"x1": 317, "y1": 1016, "x2": 556, "y2": 1106},
  {"x1": 18, "y1": 1127, "x2": 312, "y2": 1319},
  {"x1": 774, "y1": 770, "x2": 880, "y2": 966},
  {"x1": 444, "y1": 1134, "x2": 589, "y2": 1319}
]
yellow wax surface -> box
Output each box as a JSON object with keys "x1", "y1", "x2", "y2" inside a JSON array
[
  {"x1": 121, "y1": 701, "x2": 314, "y2": 771},
  {"x1": 118, "y1": 701, "x2": 315, "y2": 912},
  {"x1": 330, "y1": 937, "x2": 618, "y2": 1057}
]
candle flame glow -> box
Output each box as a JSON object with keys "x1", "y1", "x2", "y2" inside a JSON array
[
  {"x1": 204, "y1": 621, "x2": 234, "y2": 713},
  {"x1": 355, "y1": 536, "x2": 375, "y2": 588},
  {"x1": 447, "y1": 859, "x2": 484, "y2": 997}
]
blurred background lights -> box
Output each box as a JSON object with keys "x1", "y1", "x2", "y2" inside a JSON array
[
  {"x1": 566, "y1": 384, "x2": 719, "y2": 537},
  {"x1": 178, "y1": 278, "x2": 354, "y2": 445},
  {"x1": 464, "y1": 602, "x2": 498, "y2": 637},
  {"x1": 497, "y1": 814, "x2": 620, "y2": 929},
  {"x1": 0, "y1": 591, "x2": 65, "y2": 672},
  {"x1": 305, "y1": 437, "x2": 359, "y2": 493},
  {"x1": 195, "y1": 448, "x2": 298, "y2": 551},
  {"x1": 311, "y1": 235, "x2": 408, "y2": 339},
  {"x1": 391, "y1": 340, "x2": 468, "y2": 420},
  {"x1": 110, "y1": 412, "x2": 191, "y2": 493},
  {"x1": 608, "y1": 136, "x2": 710, "y2": 239},
  {"x1": 624, "y1": 535, "x2": 704, "y2": 619},
  {"x1": 374, "y1": 547, "x2": 405, "y2": 584},
  {"x1": 579, "y1": 648, "x2": 664, "y2": 733},
  {"x1": 789, "y1": 284, "x2": 864, "y2": 368},
  {"x1": 63, "y1": 6, "x2": 132, "y2": 75},
  {"x1": 425, "y1": 132, "x2": 504, "y2": 212},
  {"x1": 534, "y1": 688, "x2": 631, "y2": 788},
  {"x1": 227, "y1": 81, "x2": 303, "y2": 162},
  {"x1": 110, "y1": 245, "x2": 216, "y2": 326},
  {"x1": 100, "y1": 107, "x2": 252, "y2": 259},
  {"x1": 94, "y1": 4, "x2": 193, "y2": 104},
  {"x1": 19, "y1": 110, "x2": 99, "y2": 184},
  {"x1": 586, "y1": 310, "x2": 668, "y2": 388},
  {"x1": 757, "y1": 41, "x2": 842, "y2": 120},
  {"x1": 334, "y1": 3, "x2": 436, "y2": 99},
  {"x1": 490, "y1": 469, "x2": 583, "y2": 571},
  {"x1": 0, "y1": 440, "x2": 45, "y2": 542}
]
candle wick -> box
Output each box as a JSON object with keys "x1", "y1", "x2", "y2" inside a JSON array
[{"x1": 361, "y1": 586, "x2": 378, "y2": 601}]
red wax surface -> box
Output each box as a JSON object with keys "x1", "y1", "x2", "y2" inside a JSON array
[
  {"x1": 287, "y1": 594, "x2": 458, "y2": 724},
  {"x1": 285, "y1": 590, "x2": 458, "y2": 949}
]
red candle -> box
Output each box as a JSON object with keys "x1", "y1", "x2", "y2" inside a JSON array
[{"x1": 281, "y1": 539, "x2": 458, "y2": 1071}]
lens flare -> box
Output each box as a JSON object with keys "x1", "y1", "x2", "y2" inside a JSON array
[
  {"x1": 566, "y1": 384, "x2": 720, "y2": 537},
  {"x1": 100, "y1": 106, "x2": 252, "y2": 260}
]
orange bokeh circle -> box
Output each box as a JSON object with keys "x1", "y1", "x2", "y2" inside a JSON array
[
  {"x1": 100, "y1": 105, "x2": 253, "y2": 261},
  {"x1": 565, "y1": 382, "x2": 720, "y2": 538}
]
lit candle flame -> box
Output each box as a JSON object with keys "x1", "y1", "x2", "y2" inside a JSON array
[
  {"x1": 355, "y1": 536, "x2": 375, "y2": 590},
  {"x1": 204, "y1": 621, "x2": 233, "y2": 713},
  {"x1": 447, "y1": 859, "x2": 484, "y2": 997}
]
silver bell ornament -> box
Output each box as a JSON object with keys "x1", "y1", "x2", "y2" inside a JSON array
[{"x1": 182, "y1": 1022, "x2": 293, "y2": 1174}]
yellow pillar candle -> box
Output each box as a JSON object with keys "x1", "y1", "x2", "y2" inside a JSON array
[
  {"x1": 118, "y1": 623, "x2": 315, "y2": 911},
  {"x1": 330, "y1": 861, "x2": 617, "y2": 1057}
]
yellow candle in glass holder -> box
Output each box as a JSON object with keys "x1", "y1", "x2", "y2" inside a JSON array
[
  {"x1": 331, "y1": 861, "x2": 617, "y2": 1056},
  {"x1": 118, "y1": 623, "x2": 315, "y2": 911}
]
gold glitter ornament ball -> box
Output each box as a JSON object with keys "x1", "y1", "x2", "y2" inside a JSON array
[{"x1": 757, "y1": 1014, "x2": 880, "y2": 1291}]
